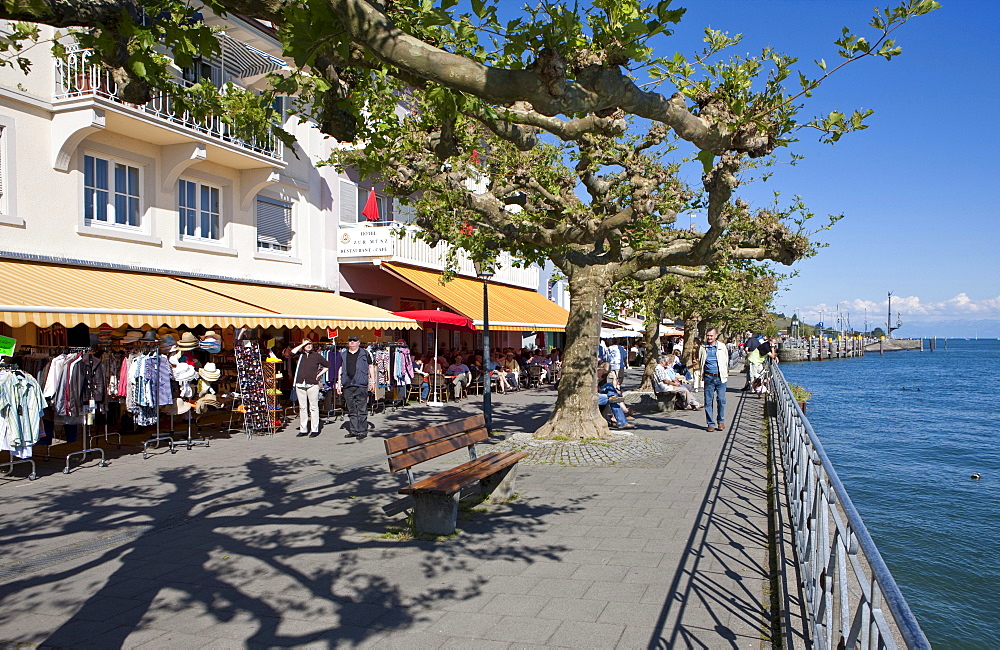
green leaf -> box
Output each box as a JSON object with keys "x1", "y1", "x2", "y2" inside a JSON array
[{"x1": 696, "y1": 149, "x2": 715, "y2": 175}]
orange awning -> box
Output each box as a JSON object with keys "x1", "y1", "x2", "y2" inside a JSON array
[
  {"x1": 382, "y1": 263, "x2": 568, "y2": 332},
  {"x1": 0, "y1": 259, "x2": 418, "y2": 331}
]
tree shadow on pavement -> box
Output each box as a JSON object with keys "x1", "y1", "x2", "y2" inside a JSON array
[
  {"x1": 0, "y1": 455, "x2": 583, "y2": 647},
  {"x1": 647, "y1": 391, "x2": 774, "y2": 649}
]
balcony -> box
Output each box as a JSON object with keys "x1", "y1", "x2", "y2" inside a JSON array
[
  {"x1": 338, "y1": 222, "x2": 540, "y2": 290},
  {"x1": 53, "y1": 47, "x2": 283, "y2": 169}
]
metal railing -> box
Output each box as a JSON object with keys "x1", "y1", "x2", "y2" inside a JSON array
[
  {"x1": 767, "y1": 361, "x2": 929, "y2": 649},
  {"x1": 54, "y1": 47, "x2": 281, "y2": 161}
]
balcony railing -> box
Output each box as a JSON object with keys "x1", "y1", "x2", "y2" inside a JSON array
[
  {"x1": 767, "y1": 360, "x2": 929, "y2": 649},
  {"x1": 54, "y1": 48, "x2": 281, "y2": 161}
]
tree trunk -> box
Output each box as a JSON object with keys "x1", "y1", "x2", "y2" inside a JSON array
[
  {"x1": 682, "y1": 314, "x2": 700, "y2": 369},
  {"x1": 638, "y1": 305, "x2": 661, "y2": 392},
  {"x1": 535, "y1": 266, "x2": 612, "y2": 440}
]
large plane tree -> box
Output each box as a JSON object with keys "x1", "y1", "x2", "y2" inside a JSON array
[{"x1": 0, "y1": 0, "x2": 938, "y2": 438}]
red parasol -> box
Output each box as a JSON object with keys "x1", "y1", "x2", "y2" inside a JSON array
[
  {"x1": 391, "y1": 309, "x2": 476, "y2": 332},
  {"x1": 392, "y1": 309, "x2": 475, "y2": 406},
  {"x1": 361, "y1": 188, "x2": 381, "y2": 221}
]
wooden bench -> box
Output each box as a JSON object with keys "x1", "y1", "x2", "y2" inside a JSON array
[{"x1": 384, "y1": 414, "x2": 528, "y2": 535}]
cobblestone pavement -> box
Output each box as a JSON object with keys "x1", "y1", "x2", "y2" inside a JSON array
[
  {"x1": 489, "y1": 433, "x2": 683, "y2": 469},
  {"x1": 0, "y1": 370, "x2": 776, "y2": 648}
]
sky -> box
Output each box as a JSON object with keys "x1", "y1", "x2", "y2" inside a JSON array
[{"x1": 647, "y1": 1, "x2": 999, "y2": 337}]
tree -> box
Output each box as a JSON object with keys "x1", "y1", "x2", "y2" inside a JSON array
[
  {"x1": 872, "y1": 326, "x2": 886, "y2": 339},
  {"x1": 0, "y1": 0, "x2": 939, "y2": 439}
]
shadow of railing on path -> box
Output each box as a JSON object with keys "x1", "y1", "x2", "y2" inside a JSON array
[{"x1": 647, "y1": 388, "x2": 774, "y2": 649}]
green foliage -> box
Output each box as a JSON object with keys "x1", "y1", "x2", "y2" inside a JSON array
[{"x1": 788, "y1": 382, "x2": 813, "y2": 403}]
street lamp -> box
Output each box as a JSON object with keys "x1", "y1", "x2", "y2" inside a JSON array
[{"x1": 473, "y1": 260, "x2": 495, "y2": 432}]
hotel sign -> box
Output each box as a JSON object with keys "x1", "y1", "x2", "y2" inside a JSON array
[{"x1": 338, "y1": 228, "x2": 394, "y2": 257}]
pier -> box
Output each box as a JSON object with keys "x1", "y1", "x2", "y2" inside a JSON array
[{"x1": 778, "y1": 336, "x2": 868, "y2": 362}]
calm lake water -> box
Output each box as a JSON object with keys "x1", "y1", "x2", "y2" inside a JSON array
[{"x1": 780, "y1": 339, "x2": 999, "y2": 648}]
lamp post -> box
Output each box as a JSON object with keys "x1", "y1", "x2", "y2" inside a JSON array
[{"x1": 473, "y1": 260, "x2": 495, "y2": 433}]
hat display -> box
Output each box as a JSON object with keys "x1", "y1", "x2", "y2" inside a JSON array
[
  {"x1": 173, "y1": 362, "x2": 198, "y2": 382},
  {"x1": 177, "y1": 332, "x2": 199, "y2": 350},
  {"x1": 199, "y1": 338, "x2": 222, "y2": 353},
  {"x1": 110, "y1": 325, "x2": 129, "y2": 339},
  {"x1": 123, "y1": 329, "x2": 144, "y2": 343},
  {"x1": 198, "y1": 362, "x2": 221, "y2": 382},
  {"x1": 141, "y1": 330, "x2": 158, "y2": 342}
]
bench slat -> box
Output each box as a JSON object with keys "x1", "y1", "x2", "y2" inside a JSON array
[
  {"x1": 399, "y1": 451, "x2": 529, "y2": 496},
  {"x1": 387, "y1": 428, "x2": 488, "y2": 473},
  {"x1": 384, "y1": 414, "x2": 487, "y2": 454},
  {"x1": 399, "y1": 451, "x2": 515, "y2": 493}
]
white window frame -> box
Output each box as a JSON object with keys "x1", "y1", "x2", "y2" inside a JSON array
[
  {"x1": 83, "y1": 153, "x2": 142, "y2": 229},
  {"x1": 178, "y1": 178, "x2": 222, "y2": 241},
  {"x1": 256, "y1": 195, "x2": 293, "y2": 253}
]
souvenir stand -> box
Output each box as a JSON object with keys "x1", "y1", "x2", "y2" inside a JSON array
[
  {"x1": 233, "y1": 340, "x2": 273, "y2": 438},
  {"x1": 263, "y1": 353, "x2": 282, "y2": 435}
]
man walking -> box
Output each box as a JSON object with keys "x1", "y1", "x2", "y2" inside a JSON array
[
  {"x1": 335, "y1": 335, "x2": 376, "y2": 440},
  {"x1": 698, "y1": 327, "x2": 729, "y2": 432}
]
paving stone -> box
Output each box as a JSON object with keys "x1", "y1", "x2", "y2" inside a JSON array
[
  {"x1": 582, "y1": 580, "x2": 649, "y2": 603},
  {"x1": 479, "y1": 593, "x2": 551, "y2": 617},
  {"x1": 550, "y1": 619, "x2": 626, "y2": 648},
  {"x1": 526, "y1": 578, "x2": 592, "y2": 599},
  {"x1": 536, "y1": 596, "x2": 608, "y2": 623},
  {"x1": 481, "y1": 615, "x2": 562, "y2": 644}
]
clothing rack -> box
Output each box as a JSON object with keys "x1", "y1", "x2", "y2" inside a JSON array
[
  {"x1": 0, "y1": 359, "x2": 38, "y2": 480},
  {"x1": 60, "y1": 346, "x2": 108, "y2": 474},
  {"x1": 136, "y1": 340, "x2": 177, "y2": 459}
]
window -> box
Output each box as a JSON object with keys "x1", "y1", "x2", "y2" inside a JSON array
[
  {"x1": 84, "y1": 154, "x2": 140, "y2": 227},
  {"x1": 178, "y1": 179, "x2": 220, "y2": 240},
  {"x1": 339, "y1": 179, "x2": 358, "y2": 223},
  {"x1": 256, "y1": 196, "x2": 292, "y2": 252}
]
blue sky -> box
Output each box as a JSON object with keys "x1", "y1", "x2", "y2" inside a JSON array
[{"x1": 653, "y1": 1, "x2": 998, "y2": 337}]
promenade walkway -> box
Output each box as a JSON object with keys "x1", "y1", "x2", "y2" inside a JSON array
[{"x1": 0, "y1": 371, "x2": 779, "y2": 648}]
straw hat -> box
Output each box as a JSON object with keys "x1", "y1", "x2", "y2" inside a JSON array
[
  {"x1": 123, "y1": 329, "x2": 144, "y2": 343},
  {"x1": 172, "y1": 362, "x2": 198, "y2": 382},
  {"x1": 201, "y1": 330, "x2": 220, "y2": 340},
  {"x1": 177, "y1": 332, "x2": 199, "y2": 350},
  {"x1": 198, "y1": 362, "x2": 221, "y2": 382},
  {"x1": 110, "y1": 325, "x2": 129, "y2": 339},
  {"x1": 195, "y1": 393, "x2": 220, "y2": 414}
]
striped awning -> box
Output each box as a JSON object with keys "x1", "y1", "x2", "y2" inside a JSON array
[
  {"x1": 381, "y1": 263, "x2": 569, "y2": 332},
  {"x1": 220, "y1": 35, "x2": 290, "y2": 80},
  {"x1": 0, "y1": 259, "x2": 418, "y2": 331}
]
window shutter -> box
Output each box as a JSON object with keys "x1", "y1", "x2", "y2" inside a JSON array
[
  {"x1": 339, "y1": 179, "x2": 358, "y2": 223},
  {"x1": 256, "y1": 197, "x2": 291, "y2": 248},
  {"x1": 0, "y1": 126, "x2": 4, "y2": 198}
]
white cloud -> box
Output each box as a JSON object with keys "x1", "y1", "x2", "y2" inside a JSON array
[{"x1": 794, "y1": 293, "x2": 1000, "y2": 324}]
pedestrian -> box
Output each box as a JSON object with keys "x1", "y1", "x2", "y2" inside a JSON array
[
  {"x1": 335, "y1": 335, "x2": 376, "y2": 440},
  {"x1": 291, "y1": 338, "x2": 329, "y2": 438},
  {"x1": 698, "y1": 327, "x2": 729, "y2": 432}
]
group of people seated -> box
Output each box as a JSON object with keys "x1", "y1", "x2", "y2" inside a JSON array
[{"x1": 410, "y1": 346, "x2": 564, "y2": 402}]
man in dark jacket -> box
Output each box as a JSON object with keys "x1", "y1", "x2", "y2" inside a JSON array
[{"x1": 335, "y1": 336, "x2": 376, "y2": 440}]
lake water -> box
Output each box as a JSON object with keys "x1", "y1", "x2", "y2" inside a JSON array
[{"x1": 780, "y1": 339, "x2": 999, "y2": 648}]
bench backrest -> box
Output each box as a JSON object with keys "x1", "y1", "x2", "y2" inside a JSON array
[{"x1": 384, "y1": 414, "x2": 488, "y2": 474}]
